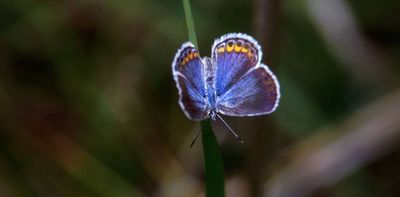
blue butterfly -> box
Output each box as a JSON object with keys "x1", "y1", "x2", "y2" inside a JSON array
[{"x1": 172, "y1": 33, "x2": 280, "y2": 142}]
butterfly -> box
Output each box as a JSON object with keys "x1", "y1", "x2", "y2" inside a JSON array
[{"x1": 172, "y1": 33, "x2": 280, "y2": 143}]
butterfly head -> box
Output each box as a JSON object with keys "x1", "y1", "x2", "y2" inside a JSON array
[{"x1": 209, "y1": 110, "x2": 218, "y2": 121}]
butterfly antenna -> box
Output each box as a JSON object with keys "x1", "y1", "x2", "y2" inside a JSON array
[
  {"x1": 190, "y1": 129, "x2": 202, "y2": 148},
  {"x1": 216, "y1": 114, "x2": 244, "y2": 143}
]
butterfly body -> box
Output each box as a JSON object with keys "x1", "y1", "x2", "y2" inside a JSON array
[
  {"x1": 172, "y1": 33, "x2": 280, "y2": 121},
  {"x1": 203, "y1": 57, "x2": 217, "y2": 114}
]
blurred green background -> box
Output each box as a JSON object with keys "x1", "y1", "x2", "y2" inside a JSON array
[{"x1": 1, "y1": 0, "x2": 400, "y2": 196}]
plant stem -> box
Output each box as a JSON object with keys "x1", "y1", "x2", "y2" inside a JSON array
[
  {"x1": 182, "y1": 0, "x2": 198, "y2": 48},
  {"x1": 201, "y1": 119, "x2": 225, "y2": 197}
]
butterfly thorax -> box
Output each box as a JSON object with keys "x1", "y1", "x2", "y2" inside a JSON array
[{"x1": 203, "y1": 57, "x2": 217, "y2": 116}]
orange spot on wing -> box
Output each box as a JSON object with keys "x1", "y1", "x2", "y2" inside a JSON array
[
  {"x1": 234, "y1": 44, "x2": 242, "y2": 52},
  {"x1": 247, "y1": 51, "x2": 253, "y2": 58},
  {"x1": 217, "y1": 47, "x2": 225, "y2": 53},
  {"x1": 184, "y1": 57, "x2": 189, "y2": 64},
  {"x1": 226, "y1": 45, "x2": 233, "y2": 52}
]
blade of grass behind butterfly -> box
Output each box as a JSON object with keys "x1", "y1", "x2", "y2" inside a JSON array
[
  {"x1": 182, "y1": 0, "x2": 225, "y2": 196},
  {"x1": 201, "y1": 119, "x2": 225, "y2": 197}
]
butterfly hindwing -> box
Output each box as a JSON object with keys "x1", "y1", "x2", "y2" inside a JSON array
[
  {"x1": 217, "y1": 64, "x2": 280, "y2": 116},
  {"x1": 172, "y1": 42, "x2": 209, "y2": 120}
]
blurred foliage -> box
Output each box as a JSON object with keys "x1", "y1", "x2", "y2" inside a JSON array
[{"x1": 0, "y1": 0, "x2": 399, "y2": 196}]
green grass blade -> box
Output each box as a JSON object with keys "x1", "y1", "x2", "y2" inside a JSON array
[
  {"x1": 201, "y1": 119, "x2": 225, "y2": 197},
  {"x1": 182, "y1": 0, "x2": 198, "y2": 48},
  {"x1": 181, "y1": 0, "x2": 225, "y2": 196}
]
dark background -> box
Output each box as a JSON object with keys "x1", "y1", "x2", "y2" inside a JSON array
[{"x1": 0, "y1": 0, "x2": 400, "y2": 196}]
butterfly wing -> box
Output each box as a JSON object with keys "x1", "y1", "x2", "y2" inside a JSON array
[
  {"x1": 172, "y1": 42, "x2": 209, "y2": 120},
  {"x1": 217, "y1": 64, "x2": 280, "y2": 116},
  {"x1": 212, "y1": 33, "x2": 280, "y2": 116}
]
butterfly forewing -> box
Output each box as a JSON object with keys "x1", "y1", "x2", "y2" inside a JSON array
[
  {"x1": 211, "y1": 33, "x2": 262, "y2": 97},
  {"x1": 172, "y1": 42, "x2": 209, "y2": 120}
]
